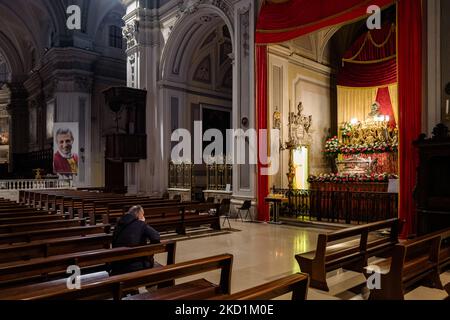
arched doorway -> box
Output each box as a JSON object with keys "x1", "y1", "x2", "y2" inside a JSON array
[
  {"x1": 161, "y1": 9, "x2": 234, "y2": 201},
  {"x1": 122, "y1": 1, "x2": 257, "y2": 216}
]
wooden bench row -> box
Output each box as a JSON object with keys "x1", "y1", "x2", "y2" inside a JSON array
[
  {"x1": 296, "y1": 218, "x2": 401, "y2": 291},
  {"x1": 0, "y1": 241, "x2": 176, "y2": 289},
  {"x1": 0, "y1": 234, "x2": 112, "y2": 263},
  {"x1": 364, "y1": 227, "x2": 450, "y2": 300},
  {"x1": 90, "y1": 202, "x2": 222, "y2": 235},
  {"x1": 0, "y1": 250, "x2": 309, "y2": 301},
  {"x1": 0, "y1": 224, "x2": 110, "y2": 246}
]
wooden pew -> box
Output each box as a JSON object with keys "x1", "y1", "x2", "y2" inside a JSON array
[
  {"x1": 295, "y1": 218, "x2": 401, "y2": 291},
  {"x1": 0, "y1": 209, "x2": 58, "y2": 220},
  {"x1": 90, "y1": 199, "x2": 181, "y2": 222},
  {"x1": 26, "y1": 190, "x2": 130, "y2": 212},
  {"x1": 0, "y1": 254, "x2": 233, "y2": 300},
  {"x1": 364, "y1": 233, "x2": 443, "y2": 300},
  {"x1": 0, "y1": 224, "x2": 110, "y2": 245},
  {"x1": 0, "y1": 234, "x2": 112, "y2": 263},
  {"x1": 0, "y1": 219, "x2": 87, "y2": 234},
  {"x1": 435, "y1": 228, "x2": 450, "y2": 272},
  {"x1": 211, "y1": 273, "x2": 309, "y2": 300},
  {"x1": 180, "y1": 203, "x2": 221, "y2": 234},
  {"x1": 0, "y1": 214, "x2": 67, "y2": 226},
  {"x1": 101, "y1": 203, "x2": 221, "y2": 236},
  {"x1": 68, "y1": 195, "x2": 154, "y2": 218},
  {"x1": 0, "y1": 207, "x2": 41, "y2": 214},
  {"x1": 141, "y1": 203, "x2": 220, "y2": 235},
  {"x1": 0, "y1": 241, "x2": 176, "y2": 288}
]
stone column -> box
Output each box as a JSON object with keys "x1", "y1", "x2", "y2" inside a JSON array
[
  {"x1": 426, "y1": 0, "x2": 442, "y2": 133},
  {"x1": 6, "y1": 83, "x2": 29, "y2": 173},
  {"x1": 231, "y1": 0, "x2": 257, "y2": 218},
  {"x1": 123, "y1": 0, "x2": 170, "y2": 196}
]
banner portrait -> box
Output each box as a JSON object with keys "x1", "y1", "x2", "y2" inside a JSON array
[{"x1": 53, "y1": 123, "x2": 79, "y2": 175}]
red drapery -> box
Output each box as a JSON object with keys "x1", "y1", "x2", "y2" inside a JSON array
[
  {"x1": 256, "y1": 0, "x2": 394, "y2": 44},
  {"x1": 338, "y1": 23, "x2": 397, "y2": 87},
  {"x1": 256, "y1": 0, "x2": 423, "y2": 236},
  {"x1": 337, "y1": 62, "x2": 397, "y2": 87},
  {"x1": 398, "y1": 0, "x2": 422, "y2": 238},
  {"x1": 376, "y1": 87, "x2": 397, "y2": 128},
  {"x1": 256, "y1": 45, "x2": 270, "y2": 221}
]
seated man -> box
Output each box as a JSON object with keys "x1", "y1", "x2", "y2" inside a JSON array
[{"x1": 110, "y1": 205, "x2": 161, "y2": 275}]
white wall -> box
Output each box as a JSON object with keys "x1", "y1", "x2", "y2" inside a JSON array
[{"x1": 268, "y1": 45, "x2": 332, "y2": 189}]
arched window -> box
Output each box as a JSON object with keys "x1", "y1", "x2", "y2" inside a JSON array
[{"x1": 109, "y1": 25, "x2": 123, "y2": 49}]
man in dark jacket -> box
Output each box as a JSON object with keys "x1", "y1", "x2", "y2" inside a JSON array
[{"x1": 110, "y1": 205, "x2": 161, "y2": 275}]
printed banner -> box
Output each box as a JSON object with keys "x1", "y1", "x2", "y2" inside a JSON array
[{"x1": 53, "y1": 123, "x2": 79, "y2": 175}]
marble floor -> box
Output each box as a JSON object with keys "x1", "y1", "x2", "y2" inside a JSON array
[
  {"x1": 154, "y1": 219, "x2": 450, "y2": 300},
  {"x1": 156, "y1": 219, "x2": 330, "y2": 297}
]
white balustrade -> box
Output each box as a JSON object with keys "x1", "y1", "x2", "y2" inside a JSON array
[{"x1": 0, "y1": 179, "x2": 73, "y2": 190}]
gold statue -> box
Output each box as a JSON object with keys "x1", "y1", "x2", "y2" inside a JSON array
[
  {"x1": 367, "y1": 102, "x2": 381, "y2": 122},
  {"x1": 33, "y1": 168, "x2": 43, "y2": 180}
]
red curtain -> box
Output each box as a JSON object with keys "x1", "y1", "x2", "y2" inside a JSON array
[
  {"x1": 338, "y1": 24, "x2": 397, "y2": 87},
  {"x1": 376, "y1": 87, "x2": 396, "y2": 128},
  {"x1": 256, "y1": 45, "x2": 270, "y2": 221},
  {"x1": 257, "y1": 0, "x2": 394, "y2": 44},
  {"x1": 398, "y1": 0, "x2": 422, "y2": 238},
  {"x1": 337, "y1": 62, "x2": 397, "y2": 87},
  {"x1": 256, "y1": 1, "x2": 423, "y2": 234}
]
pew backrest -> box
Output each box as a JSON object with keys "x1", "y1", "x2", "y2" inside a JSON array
[
  {"x1": 0, "y1": 241, "x2": 176, "y2": 287},
  {"x1": 0, "y1": 253, "x2": 233, "y2": 300},
  {"x1": 214, "y1": 273, "x2": 309, "y2": 300}
]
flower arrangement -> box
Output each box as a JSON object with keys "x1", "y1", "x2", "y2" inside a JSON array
[
  {"x1": 339, "y1": 141, "x2": 398, "y2": 155},
  {"x1": 324, "y1": 136, "x2": 340, "y2": 156},
  {"x1": 324, "y1": 137, "x2": 398, "y2": 156},
  {"x1": 308, "y1": 173, "x2": 398, "y2": 183},
  {"x1": 340, "y1": 122, "x2": 354, "y2": 137}
]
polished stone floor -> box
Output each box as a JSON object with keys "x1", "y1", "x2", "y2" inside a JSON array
[
  {"x1": 155, "y1": 219, "x2": 450, "y2": 300},
  {"x1": 157, "y1": 219, "x2": 330, "y2": 297}
]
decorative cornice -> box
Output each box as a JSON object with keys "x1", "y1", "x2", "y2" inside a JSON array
[
  {"x1": 123, "y1": 20, "x2": 139, "y2": 49},
  {"x1": 177, "y1": 0, "x2": 233, "y2": 23},
  {"x1": 159, "y1": 79, "x2": 232, "y2": 101},
  {"x1": 268, "y1": 45, "x2": 334, "y2": 76}
]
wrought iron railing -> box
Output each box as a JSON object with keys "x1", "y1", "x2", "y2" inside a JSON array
[
  {"x1": 271, "y1": 188, "x2": 398, "y2": 224},
  {"x1": 206, "y1": 163, "x2": 232, "y2": 190},
  {"x1": 168, "y1": 162, "x2": 194, "y2": 189}
]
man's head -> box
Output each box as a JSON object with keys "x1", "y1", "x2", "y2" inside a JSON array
[
  {"x1": 128, "y1": 205, "x2": 145, "y2": 222},
  {"x1": 56, "y1": 128, "x2": 74, "y2": 156}
]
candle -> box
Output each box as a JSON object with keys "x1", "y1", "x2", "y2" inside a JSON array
[{"x1": 446, "y1": 99, "x2": 449, "y2": 115}]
